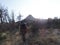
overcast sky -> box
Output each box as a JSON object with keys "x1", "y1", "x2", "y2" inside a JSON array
[{"x1": 0, "y1": 0, "x2": 60, "y2": 19}]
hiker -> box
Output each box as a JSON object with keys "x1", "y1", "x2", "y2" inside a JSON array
[{"x1": 20, "y1": 22, "x2": 27, "y2": 43}]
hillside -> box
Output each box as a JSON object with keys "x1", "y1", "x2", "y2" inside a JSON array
[{"x1": 0, "y1": 15, "x2": 60, "y2": 45}]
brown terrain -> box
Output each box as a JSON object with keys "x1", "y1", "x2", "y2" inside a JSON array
[{"x1": 0, "y1": 15, "x2": 60, "y2": 45}]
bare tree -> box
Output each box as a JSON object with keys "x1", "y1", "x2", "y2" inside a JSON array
[
  {"x1": 3, "y1": 9, "x2": 8, "y2": 23},
  {"x1": 17, "y1": 14, "x2": 22, "y2": 22},
  {"x1": 11, "y1": 11, "x2": 15, "y2": 23},
  {"x1": 0, "y1": 6, "x2": 11, "y2": 23},
  {"x1": 0, "y1": 8, "x2": 3, "y2": 24},
  {"x1": 17, "y1": 13, "x2": 22, "y2": 30}
]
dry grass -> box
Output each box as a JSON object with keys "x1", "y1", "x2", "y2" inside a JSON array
[{"x1": 0, "y1": 29, "x2": 60, "y2": 45}]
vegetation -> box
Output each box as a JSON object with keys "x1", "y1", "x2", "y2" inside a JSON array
[{"x1": 0, "y1": 5, "x2": 60, "y2": 45}]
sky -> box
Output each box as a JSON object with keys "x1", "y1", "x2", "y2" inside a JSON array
[{"x1": 0, "y1": 0, "x2": 60, "y2": 20}]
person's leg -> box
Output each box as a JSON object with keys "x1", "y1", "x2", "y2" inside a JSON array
[{"x1": 22, "y1": 33, "x2": 26, "y2": 42}]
